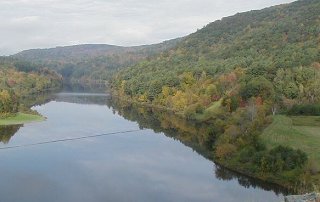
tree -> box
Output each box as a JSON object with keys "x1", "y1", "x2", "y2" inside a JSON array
[
  {"x1": 0, "y1": 89, "x2": 19, "y2": 116},
  {"x1": 283, "y1": 82, "x2": 299, "y2": 99},
  {"x1": 215, "y1": 143, "x2": 237, "y2": 159},
  {"x1": 305, "y1": 79, "x2": 320, "y2": 103},
  {"x1": 240, "y1": 76, "x2": 275, "y2": 101},
  {"x1": 247, "y1": 98, "x2": 257, "y2": 122}
]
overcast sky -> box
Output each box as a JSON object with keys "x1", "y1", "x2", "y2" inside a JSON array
[{"x1": 0, "y1": 0, "x2": 295, "y2": 55}]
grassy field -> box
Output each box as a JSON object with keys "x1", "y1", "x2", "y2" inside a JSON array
[
  {"x1": 0, "y1": 113, "x2": 45, "y2": 126},
  {"x1": 262, "y1": 115, "x2": 320, "y2": 164}
]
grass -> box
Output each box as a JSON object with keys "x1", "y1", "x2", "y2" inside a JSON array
[
  {"x1": 195, "y1": 99, "x2": 222, "y2": 121},
  {"x1": 291, "y1": 116, "x2": 320, "y2": 127},
  {"x1": 262, "y1": 115, "x2": 320, "y2": 164},
  {"x1": 206, "y1": 99, "x2": 223, "y2": 113},
  {"x1": 0, "y1": 113, "x2": 45, "y2": 126}
]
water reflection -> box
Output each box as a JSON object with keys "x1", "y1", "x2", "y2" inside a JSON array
[
  {"x1": 0, "y1": 91, "x2": 108, "y2": 145},
  {"x1": 0, "y1": 125, "x2": 22, "y2": 144},
  {"x1": 20, "y1": 91, "x2": 57, "y2": 108},
  {"x1": 0, "y1": 90, "x2": 291, "y2": 197},
  {"x1": 55, "y1": 93, "x2": 108, "y2": 105},
  {"x1": 62, "y1": 82, "x2": 106, "y2": 93},
  {"x1": 214, "y1": 164, "x2": 287, "y2": 195},
  {"x1": 0, "y1": 92, "x2": 55, "y2": 145},
  {"x1": 0, "y1": 92, "x2": 288, "y2": 201},
  {"x1": 106, "y1": 96, "x2": 290, "y2": 196}
]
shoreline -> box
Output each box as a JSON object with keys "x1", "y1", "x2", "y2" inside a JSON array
[
  {"x1": 0, "y1": 113, "x2": 45, "y2": 126},
  {"x1": 109, "y1": 93, "x2": 313, "y2": 193}
]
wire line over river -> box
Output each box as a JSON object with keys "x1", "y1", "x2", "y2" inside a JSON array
[{"x1": 0, "y1": 129, "x2": 145, "y2": 150}]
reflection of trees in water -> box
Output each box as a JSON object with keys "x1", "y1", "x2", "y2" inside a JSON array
[
  {"x1": 55, "y1": 94, "x2": 108, "y2": 105},
  {"x1": 20, "y1": 91, "x2": 57, "y2": 108},
  {"x1": 107, "y1": 97, "x2": 290, "y2": 196},
  {"x1": 0, "y1": 125, "x2": 22, "y2": 144},
  {"x1": 0, "y1": 91, "x2": 56, "y2": 144},
  {"x1": 62, "y1": 82, "x2": 106, "y2": 94},
  {"x1": 22, "y1": 83, "x2": 108, "y2": 107},
  {"x1": 107, "y1": 98, "x2": 214, "y2": 158},
  {"x1": 214, "y1": 164, "x2": 289, "y2": 195}
]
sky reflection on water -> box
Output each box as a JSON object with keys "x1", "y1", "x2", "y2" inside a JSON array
[{"x1": 0, "y1": 93, "x2": 284, "y2": 202}]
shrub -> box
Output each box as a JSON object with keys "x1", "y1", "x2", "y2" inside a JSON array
[
  {"x1": 263, "y1": 146, "x2": 308, "y2": 172},
  {"x1": 215, "y1": 143, "x2": 237, "y2": 159},
  {"x1": 288, "y1": 104, "x2": 320, "y2": 116}
]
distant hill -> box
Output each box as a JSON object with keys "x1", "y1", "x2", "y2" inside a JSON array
[
  {"x1": 13, "y1": 38, "x2": 182, "y2": 83},
  {"x1": 15, "y1": 44, "x2": 123, "y2": 61}
]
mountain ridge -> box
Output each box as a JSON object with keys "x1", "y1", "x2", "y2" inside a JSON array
[{"x1": 13, "y1": 38, "x2": 183, "y2": 82}]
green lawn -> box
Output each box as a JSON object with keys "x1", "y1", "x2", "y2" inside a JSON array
[
  {"x1": 195, "y1": 99, "x2": 222, "y2": 121},
  {"x1": 0, "y1": 113, "x2": 45, "y2": 126},
  {"x1": 262, "y1": 115, "x2": 320, "y2": 164}
]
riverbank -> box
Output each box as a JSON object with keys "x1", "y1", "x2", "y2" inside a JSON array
[
  {"x1": 110, "y1": 93, "x2": 318, "y2": 193},
  {"x1": 0, "y1": 113, "x2": 45, "y2": 126},
  {"x1": 219, "y1": 115, "x2": 320, "y2": 193}
]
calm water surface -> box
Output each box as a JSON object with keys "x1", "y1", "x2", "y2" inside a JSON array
[{"x1": 0, "y1": 92, "x2": 285, "y2": 202}]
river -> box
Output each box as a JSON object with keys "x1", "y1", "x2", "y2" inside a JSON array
[{"x1": 0, "y1": 91, "x2": 287, "y2": 202}]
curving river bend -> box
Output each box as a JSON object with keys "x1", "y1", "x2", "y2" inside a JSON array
[{"x1": 0, "y1": 91, "x2": 287, "y2": 202}]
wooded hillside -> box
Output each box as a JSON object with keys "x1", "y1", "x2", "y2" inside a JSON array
[
  {"x1": 112, "y1": 0, "x2": 320, "y2": 113},
  {"x1": 0, "y1": 57, "x2": 62, "y2": 116},
  {"x1": 111, "y1": 0, "x2": 320, "y2": 191},
  {"x1": 13, "y1": 39, "x2": 182, "y2": 83}
]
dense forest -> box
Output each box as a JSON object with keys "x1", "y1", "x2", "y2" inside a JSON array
[
  {"x1": 111, "y1": 0, "x2": 320, "y2": 191},
  {"x1": 0, "y1": 57, "x2": 62, "y2": 117},
  {"x1": 13, "y1": 39, "x2": 182, "y2": 84}
]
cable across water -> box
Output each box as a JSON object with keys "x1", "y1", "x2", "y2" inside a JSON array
[{"x1": 0, "y1": 129, "x2": 145, "y2": 150}]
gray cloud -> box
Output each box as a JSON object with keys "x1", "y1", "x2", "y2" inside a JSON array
[{"x1": 0, "y1": 0, "x2": 295, "y2": 55}]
